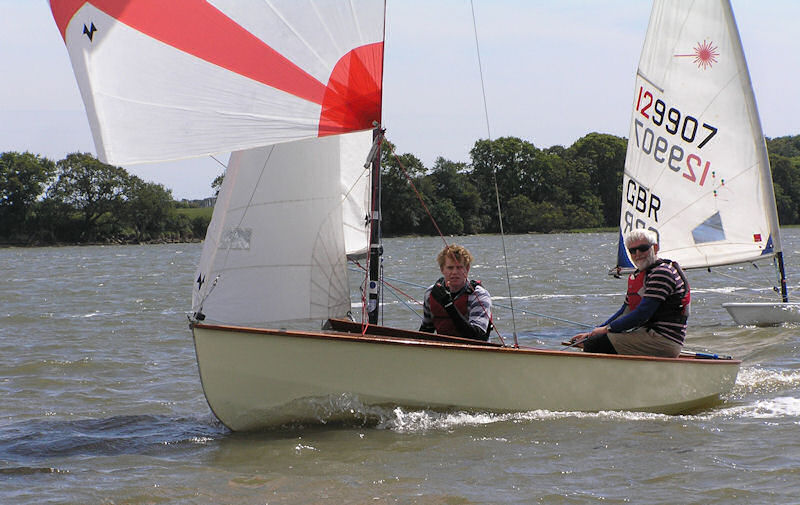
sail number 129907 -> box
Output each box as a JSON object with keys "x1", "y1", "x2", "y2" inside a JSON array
[{"x1": 636, "y1": 86, "x2": 717, "y2": 148}]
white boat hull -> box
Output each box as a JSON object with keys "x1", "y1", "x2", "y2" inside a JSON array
[
  {"x1": 722, "y1": 302, "x2": 800, "y2": 326},
  {"x1": 191, "y1": 322, "x2": 740, "y2": 431}
]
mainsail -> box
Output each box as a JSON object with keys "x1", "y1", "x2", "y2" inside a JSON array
[
  {"x1": 616, "y1": 0, "x2": 780, "y2": 271},
  {"x1": 50, "y1": 0, "x2": 384, "y2": 165}
]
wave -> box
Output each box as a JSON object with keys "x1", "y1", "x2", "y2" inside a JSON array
[
  {"x1": 724, "y1": 396, "x2": 800, "y2": 419},
  {"x1": 0, "y1": 466, "x2": 69, "y2": 475},
  {"x1": 734, "y1": 366, "x2": 800, "y2": 394},
  {"x1": 0, "y1": 414, "x2": 225, "y2": 463}
]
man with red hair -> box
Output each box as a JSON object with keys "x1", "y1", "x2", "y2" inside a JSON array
[{"x1": 419, "y1": 244, "x2": 492, "y2": 341}]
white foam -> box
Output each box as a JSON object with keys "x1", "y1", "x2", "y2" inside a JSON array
[
  {"x1": 719, "y1": 396, "x2": 800, "y2": 419},
  {"x1": 735, "y1": 366, "x2": 800, "y2": 390},
  {"x1": 376, "y1": 407, "x2": 672, "y2": 432}
]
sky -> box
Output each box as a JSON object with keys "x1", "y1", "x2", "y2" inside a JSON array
[{"x1": 2, "y1": 0, "x2": 800, "y2": 200}]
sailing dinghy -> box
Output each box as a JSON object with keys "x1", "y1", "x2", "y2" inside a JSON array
[
  {"x1": 50, "y1": 0, "x2": 740, "y2": 430},
  {"x1": 614, "y1": 0, "x2": 799, "y2": 326}
]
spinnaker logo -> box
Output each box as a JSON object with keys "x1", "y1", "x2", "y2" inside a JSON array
[{"x1": 675, "y1": 40, "x2": 719, "y2": 70}]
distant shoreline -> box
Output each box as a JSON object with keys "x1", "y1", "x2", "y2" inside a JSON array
[{"x1": 0, "y1": 237, "x2": 203, "y2": 248}]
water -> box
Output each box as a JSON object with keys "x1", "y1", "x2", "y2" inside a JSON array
[{"x1": 1, "y1": 232, "x2": 799, "y2": 504}]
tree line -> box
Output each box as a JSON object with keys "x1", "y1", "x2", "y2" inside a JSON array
[
  {"x1": 381, "y1": 133, "x2": 626, "y2": 235},
  {"x1": 3, "y1": 133, "x2": 800, "y2": 244},
  {"x1": 383, "y1": 133, "x2": 800, "y2": 235},
  {"x1": 0, "y1": 152, "x2": 209, "y2": 245}
]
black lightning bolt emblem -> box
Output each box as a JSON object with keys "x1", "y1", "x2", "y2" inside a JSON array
[
  {"x1": 83, "y1": 22, "x2": 97, "y2": 41},
  {"x1": 196, "y1": 274, "x2": 205, "y2": 290}
]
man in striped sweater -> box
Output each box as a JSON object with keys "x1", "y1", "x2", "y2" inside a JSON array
[
  {"x1": 419, "y1": 244, "x2": 493, "y2": 341},
  {"x1": 570, "y1": 229, "x2": 690, "y2": 357}
]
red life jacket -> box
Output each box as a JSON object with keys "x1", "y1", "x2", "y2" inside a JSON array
[
  {"x1": 626, "y1": 270, "x2": 647, "y2": 311},
  {"x1": 428, "y1": 279, "x2": 484, "y2": 337},
  {"x1": 626, "y1": 259, "x2": 691, "y2": 319}
]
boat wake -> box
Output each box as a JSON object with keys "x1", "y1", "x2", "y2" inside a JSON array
[
  {"x1": 733, "y1": 366, "x2": 800, "y2": 395},
  {"x1": 261, "y1": 395, "x2": 759, "y2": 433},
  {"x1": 723, "y1": 396, "x2": 800, "y2": 419},
  {"x1": 267, "y1": 365, "x2": 800, "y2": 430}
]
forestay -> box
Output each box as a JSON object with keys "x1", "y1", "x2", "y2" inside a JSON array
[
  {"x1": 617, "y1": 0, "x2": 780, "y2": 270},
  {"x1": 49, "y1": 0, "x2": 384, "y2": 165}
]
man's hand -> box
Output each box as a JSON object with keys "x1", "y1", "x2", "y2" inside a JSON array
[
  {"x1": 568, "y1": 332, "x2": 590, "y2": 346},
  {"x1": 430, "y1": 282, "x2": 453, "y2": 307}
]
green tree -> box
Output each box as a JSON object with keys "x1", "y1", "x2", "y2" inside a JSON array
[
  {"x1": 0, "y1": 151, "x2": 56, "y2": 239},
  {"x1": 427, "y1": 157, "x2": 483, "y2": 234},
  {"x1": 470, "y1": 136, "x2": 545, "y2": 232},
  {"x1": 189, "y1": 214, "x2": 211, "y2": 240},
  {"x1": 469, "y1": 137, "x2": 599, "y2": 233},
  {"x1": 503, "y1": 194, "x2": 537, "y2": 233},
  {"x1": 767, "y1": 135, "x2": 800, "y2": 158},
  {"x1": 380, "y1": 141, "x2": 428, "y2": 235},
  {"x1": 529, "y1": 201, "x2": 568, "y2": 232},
  {"x1": 47, "y1": 153, "x2": 130, "y2": 242},
  {"x1": 559, "y1": 156, "x2": 603, "y2": 230},
  {"x1": 211, "y1": 172, "x2": 225, "y2": 196},
  {"x1": 124, "y1": 176, "x2": 176, "y2": 241},
  {"x1": 770, "y1": 154, "x2": 800, "y2": 225},
  {"x1": 423, "y1": 198, "x2": 464, "y2": 235},
  {"x1": 565, "y1": 133, "x2": 627, "y2": 227}
]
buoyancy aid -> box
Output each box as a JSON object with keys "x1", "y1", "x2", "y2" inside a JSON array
[
  {"x1": 625, "y1": 270, "x2": 647, "y2": 311},
  {"x1": 626, "y1": 259, "x2": 691, "y2": 324},
  {"x1": 429, "y1": 278, "x2": 486, "y2": 337}
]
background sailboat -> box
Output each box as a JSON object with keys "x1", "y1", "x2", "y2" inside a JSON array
[
  {"x1": 50, "y1": 0, "x2": 740, "y2": 430},
  {"x1": 614, "y1": 0, "x2": 798, "y2": 326}
]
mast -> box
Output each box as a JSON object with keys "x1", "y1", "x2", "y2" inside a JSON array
[
  {"x1": 776, "y1": 252, "x2": 790, "y2": 302},
  {"x1": 366, "y1": 126, "x2": 384, "y2": 324}
]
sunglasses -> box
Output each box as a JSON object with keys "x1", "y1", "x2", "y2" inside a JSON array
[{"x1": 628, "y1": 243, "x2": 653, "y2": 254}]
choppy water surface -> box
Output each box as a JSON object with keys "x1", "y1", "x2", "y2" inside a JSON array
[{"x1": 1, "y1": 232, "x2": 799, "y2": 504}]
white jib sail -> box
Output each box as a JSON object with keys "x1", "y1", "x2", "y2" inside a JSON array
[
  {"x1": 618, "y1": 0, "x2": 780, "y2": 270},
  {"x1": 192, "y1": 130, "x2": 372, "y2": 329},
  {"x1": 51, "y1": 0, "x2": 385, "y2": 165}
]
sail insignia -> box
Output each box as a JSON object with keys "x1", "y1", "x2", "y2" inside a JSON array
[
  {"x1": 220, "y1": 227, "x2": 252, "y2": 251},
  {"x1": 691, "y1": 211, "x2": 725, "y2": 244},
  {"x1": 674, "y1": 40, "x2": 720, "y2": 70},
  {"x1": 82, "y1": 21, "x2": 96, "y2": 41},
  {"x1": 761, "y1": 235, "x2": 775, "y2": 256}
]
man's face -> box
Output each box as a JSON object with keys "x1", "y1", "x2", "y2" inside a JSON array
[
  {"x1": 440, "y1": 255, "x2": 469, "y2": 291},
  {"x1": 628, "y1": 239, "x2": 657, "y2": 270}
]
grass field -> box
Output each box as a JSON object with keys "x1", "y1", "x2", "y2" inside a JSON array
[{"x1": 176, "y1": 207, "x2": 214, "y2": 220}]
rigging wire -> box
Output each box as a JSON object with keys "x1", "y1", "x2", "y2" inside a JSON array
[
  {"x1": 354, "y1": 267, "x2": 594, "y2": 329},
  {"x1": 469, "y1": 0, "x2": 519, "y2": 347},
  {"x1": 707, "y1": 261, "x2": 793, "y2": 300},
  {"x1": 383, "y1": 143, "x2": 448, "y2": 249},
  {"x1": 377, "y1": 144, "x2": 504, "y2": 346},
  {"x1": 209, "y1": 154, "x2": 228, "y2": 171}
]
